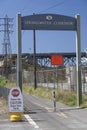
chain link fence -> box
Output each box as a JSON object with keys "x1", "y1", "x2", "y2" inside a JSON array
[
  {"x1": 0, "y1": 66, "x2": 87, "y2": 100},
  {"x1": 8, "y1": 67, "x2": 76, "y2": 91},
  {"x1": 0, "y1": 86, "x2": 10, "y2": 100},
  {"x1": 7, "y1": 66, "x2": 87, "y2": 93}
]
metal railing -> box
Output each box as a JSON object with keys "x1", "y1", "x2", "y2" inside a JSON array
[{"x1": 0, "y1": 86, "x2": 10, "y2": 100}]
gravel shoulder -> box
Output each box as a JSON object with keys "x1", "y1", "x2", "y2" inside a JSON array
[{"x1": 0, "y1": 97, "x2": 8, "y2": 115}]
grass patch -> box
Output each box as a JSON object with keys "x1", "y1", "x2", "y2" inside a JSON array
[
  {"x1": 23, "y1": 85, "x2": 87, "y2": 108},
  {"x1": 23, "y1": 85, "x2": 52, "y2": 100},
  {"x1": 4, "y1": 82, "x2": 87, "y2": 108},
  {"x1": 23, "y1": 85, "x2": 78, "y2": 106}
]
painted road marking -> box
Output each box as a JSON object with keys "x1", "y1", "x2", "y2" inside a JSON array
[
  {"x1": 29, "y1": 100, "x2": 68, "y2": 120},
  {"x1": 57, "y1": 111, "x2": 68, "y2": 118},
  {"x1": 44, "y1": 106, "x2": 68, "y2": 118},
  {"x1": 45, "y1": 106, "x2": 53, "y2": 112},
  {"x1": 32, "y1": 101, "x2": 68, "y2": 118},
  {"x1": 33, "y1": 102, "x2": 45, "y2": 108},
  {"x1": 24, "y1": 114, "x2": 42, "y2": 130}
]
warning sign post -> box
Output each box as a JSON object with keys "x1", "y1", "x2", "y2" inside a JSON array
[{"x1": 8, "y1": 87, "x2": 23, "y2": 121}]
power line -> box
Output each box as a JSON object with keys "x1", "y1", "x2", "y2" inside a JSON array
[
  {"x1": 19, "y1": 0, "x2": 68, "y2": 15},
  {"x1": 21, "y1": 0, "x2": 32, "y2": 13},
  {"x1": 39, "y1": 0, "x2": 68, "y2": 13}
]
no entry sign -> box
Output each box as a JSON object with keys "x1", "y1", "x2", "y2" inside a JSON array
[{"x1": 11, "y1": 89, "x2": 20, "y2": 97}]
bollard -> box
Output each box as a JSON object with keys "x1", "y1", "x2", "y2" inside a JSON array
[{"x1": 52, "y1": 91, "x2": 56, "y2": 112}]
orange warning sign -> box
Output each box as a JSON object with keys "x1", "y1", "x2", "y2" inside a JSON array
[{"x1": 51, "y1": 55, "x2": 63, "y2": 65}]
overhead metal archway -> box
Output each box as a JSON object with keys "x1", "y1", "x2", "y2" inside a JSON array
[{"x1": 16, "y1": 13, "x2": 82, "y2": 106}]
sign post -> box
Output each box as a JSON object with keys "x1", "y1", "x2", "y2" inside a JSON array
[
  {"x1": 33, "y1": 29, "x2": 37, "y2": 89},
  {"x1": 8, "y1": 87, "x2": 23, "y2": 121},
  {"x1": 17, "y1": 13, "x2": 22, "y2": 92},
  {"x1": 76, "y1": 14, "x2": 82, "y2": 106},
  {"x1": 51, "y1": 55, "x2": 63, "y2": 111}
]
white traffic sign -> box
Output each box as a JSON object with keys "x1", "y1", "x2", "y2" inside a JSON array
[{"x1": 8, "y1": 87, "x2": 23, "y2": 112}]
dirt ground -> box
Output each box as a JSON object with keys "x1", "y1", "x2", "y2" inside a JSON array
[{"x1": 0, "y1": 97, "x2": 8, "y2": 115}]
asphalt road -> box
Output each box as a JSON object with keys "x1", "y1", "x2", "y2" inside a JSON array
[
  {"x1": 23, "y1": 94, "x2": 87, "y2": 130},
  {"x1": 1, "y1": 94, "x2": 87, "y2": 130}
]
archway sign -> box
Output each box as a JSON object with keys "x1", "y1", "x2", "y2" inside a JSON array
[{"x1": 16, "y1": 13, "x2": 82, "y2": 106}]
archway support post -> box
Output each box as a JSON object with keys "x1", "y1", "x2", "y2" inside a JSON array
[
  {"x1": 76, "y1": 14, "x2": 82, "y2": 107},
  {"x1": 16, "y1": 13, "x2": 22, "y2": 92}
]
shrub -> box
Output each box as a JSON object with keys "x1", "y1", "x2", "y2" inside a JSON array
[
  {"x1": 0, "y1": 76, "x2": 7, "y2": 86},
  {"x1": 56, "y1": 89, "x2": 77, "y2": 106}
]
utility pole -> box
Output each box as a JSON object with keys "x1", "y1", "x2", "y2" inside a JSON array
[
  {"x1": 76, "y1": 14, "x2": 82, "y2": 106},
  {"x1": 33, "y1": 29, "x2": 37, "y2": 89},
  {"x1": 0, "y1": 15, "x2": 13, "y2": 77},
  {"x1": 17, "y1": 13, "x2": 22, "y2": 92}
]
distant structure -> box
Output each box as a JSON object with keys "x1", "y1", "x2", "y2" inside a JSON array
[{"x1": 0, "y1": 15, "x2": 13, "y2": 76}]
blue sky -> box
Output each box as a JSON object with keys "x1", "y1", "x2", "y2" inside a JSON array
[{"x1": 0, "y1": 0, "x2": 87, "y2": 54}]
